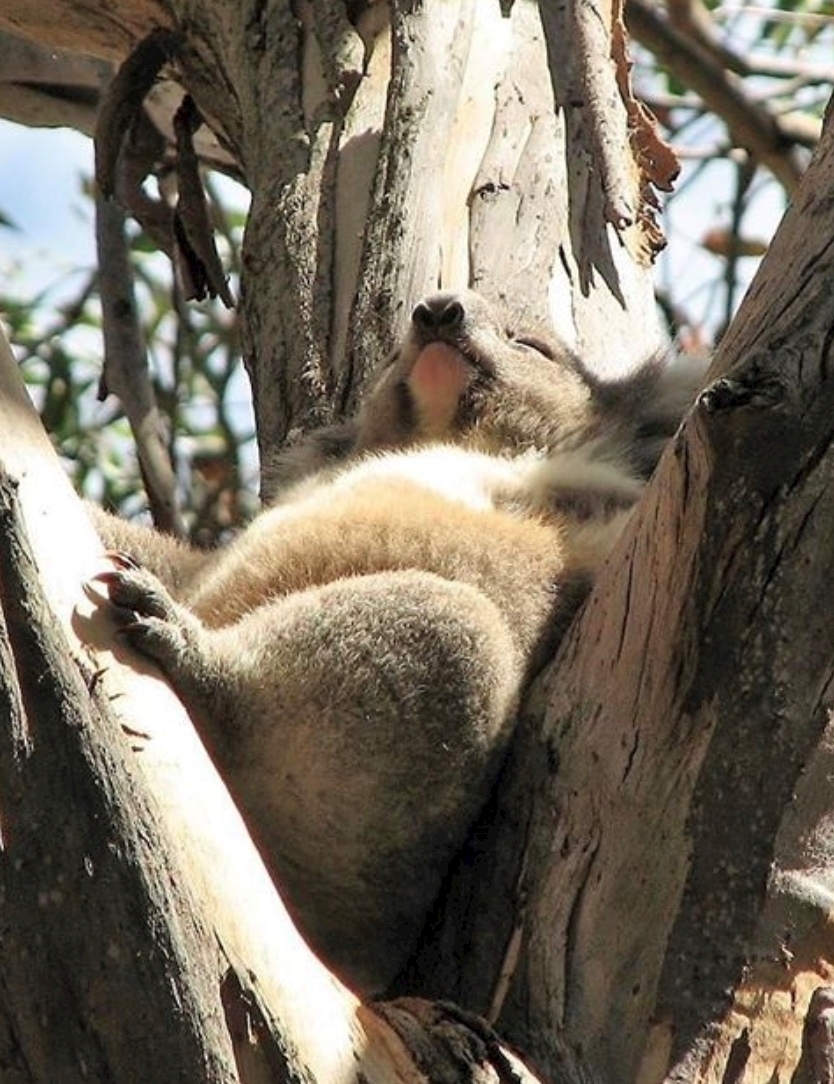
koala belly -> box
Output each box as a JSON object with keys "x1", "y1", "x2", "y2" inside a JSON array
[{"x1": 92, "y1": 452, "x2": 585, "y2": 994}]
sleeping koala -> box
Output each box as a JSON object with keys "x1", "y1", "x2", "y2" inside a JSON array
[{"x1": 89, "y1": 289, "x2": 701, "y2": 994}]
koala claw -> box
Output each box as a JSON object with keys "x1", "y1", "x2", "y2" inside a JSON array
[
  {"x1": 91, "y1": 567, "x2": 179, "y2": 622},
  {"x1": 88, "y1": 567, "x2": 197, "y2": 673},
  {"x1": 104, "y1": 549, "x2": 141, "y2": 571}
]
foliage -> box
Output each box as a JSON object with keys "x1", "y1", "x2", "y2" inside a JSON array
[
  {"x1": 630, "y1": 0, "x2": 832, "y2": 345},
  {"x1": 1, "y1": 172, "x2": 255, "y2": 541}
]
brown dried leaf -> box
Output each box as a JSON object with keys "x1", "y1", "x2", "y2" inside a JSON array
[
  {"x1": 612, "y1": 0, "x2": 680, "y2": 263},
  {"x1": 701, "y1": 227, "x2": 769, "y2": 258}
]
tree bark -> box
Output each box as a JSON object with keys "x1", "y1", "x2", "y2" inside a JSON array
[
  {"x1": 399, "y1": 91, "x2": 834, "y2": 1083},
  {"x1": 0, "y1": 1, "x2": 663, "y2": 462},
  {"x1": 0, "y1": 473, "x2": 239, "y2": 1082},
  {"x1": 6, "y1": 2, "x2": 834, "y2": 1084}
]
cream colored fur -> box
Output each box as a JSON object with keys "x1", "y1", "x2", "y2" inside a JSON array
[{"x1": 90, "y1": 289, "x2": 702, "y2": 994}]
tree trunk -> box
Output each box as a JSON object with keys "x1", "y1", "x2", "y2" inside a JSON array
[
  {"x1": 398, "y1": 100, "x2": 834, "y2": 1082},
  {"x1": 3, "y1": 1, "x2": 834, "y2": 1083}
]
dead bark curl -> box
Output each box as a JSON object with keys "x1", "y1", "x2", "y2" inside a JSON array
[{"x1": 94, "y1": 27, "x2": 183, "y2": 199}]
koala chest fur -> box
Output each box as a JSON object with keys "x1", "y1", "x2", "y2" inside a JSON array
[
  {"x1": 91, "y1": 289, "x2": 700, "y2": 995},
  {"x1": 183, "y1": 448, "x2": 573, "y2": 663}
]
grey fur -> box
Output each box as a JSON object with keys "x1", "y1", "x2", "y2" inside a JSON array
[{"x1": 90, "y1": 289, "x2": 703, "y2": 994}]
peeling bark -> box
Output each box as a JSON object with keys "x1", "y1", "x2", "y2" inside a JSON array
[{"x1": 793, "y1": 988, "x2": 834, "y2": 1084}]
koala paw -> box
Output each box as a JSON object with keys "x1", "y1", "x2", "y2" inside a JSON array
[{"x1": 88, "y1": 567, "x2": 199, "y2": 675}]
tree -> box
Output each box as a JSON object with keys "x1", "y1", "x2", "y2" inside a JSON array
[{"x1": 0, "y1": 1, "x2": 833, "y2": 1081}]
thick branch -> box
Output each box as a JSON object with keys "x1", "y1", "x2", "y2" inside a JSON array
[
  {"x1": 514, "y1": 91, "x2": 834, "y2": 1080},
  {"x1": 0, "y1": 29, "x2": 111, "y2": 132},
  {"x1": 0, "y1": 0, "x2": 170, "y2": 60},
  {"x1": 0, "y1": 473, "x2": 237, "y2": 1082}
]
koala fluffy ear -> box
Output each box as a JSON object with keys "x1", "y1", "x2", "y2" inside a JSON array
[{"x1": 597, "y1": 351, "x2": 709, "y2": 479}]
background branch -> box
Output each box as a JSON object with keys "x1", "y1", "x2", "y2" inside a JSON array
[
  {"x1": 96, "y1": 191, "x2": 186, "y2": 535},
  {"x1": 626, "y1": 0, "x2": 806, "y2": 192}
]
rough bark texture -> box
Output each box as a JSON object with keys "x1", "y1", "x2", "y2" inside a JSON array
[
  {"x1": 399, "y1": 92, "x2": 834, "y2": 1083},
  {"x1": 0, "y1": 475, "x2": 239, "y2": 1083}
]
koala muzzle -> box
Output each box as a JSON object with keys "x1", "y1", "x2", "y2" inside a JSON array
[{"x1": 411, "y1": 294, "x2": 465, "y2": 338}]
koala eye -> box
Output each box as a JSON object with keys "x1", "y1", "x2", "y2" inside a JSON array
[{"x1": 510, "y1": 334, "x2": 557, "y2": 360}]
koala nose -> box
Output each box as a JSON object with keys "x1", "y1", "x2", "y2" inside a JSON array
[{"x1": 411, "y1": 294, "x2": 465, "y2": 333}]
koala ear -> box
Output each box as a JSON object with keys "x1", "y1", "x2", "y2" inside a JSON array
[
  {"x1": 597, "y1": 351, "x2": 708, "y2": 478},
  {"x1": 644, "y1": 352, "x2": 709, "y2": 428}
]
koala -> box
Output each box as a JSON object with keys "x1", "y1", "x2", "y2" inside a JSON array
[{"x1": 89, "y1": 290, "x2": 702, "y2": 995}]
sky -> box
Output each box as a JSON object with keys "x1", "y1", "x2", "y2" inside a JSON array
[
  {"x1": 0, "y1": 121, "x2": 96, "y2": 300},
  {"x1": 0, "y1": 118, "x2": 259, "y2": 496}
]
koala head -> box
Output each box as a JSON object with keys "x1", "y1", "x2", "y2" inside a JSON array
[
  {"x1": 267, "y1": 291, "x2": 703, "y2": 498},
  {"x1": 354, "y1": 290, "x2": 599, "y2": 458},
  {"x1": 355, "y1": 290, "x2": 703, "y2": 477}
]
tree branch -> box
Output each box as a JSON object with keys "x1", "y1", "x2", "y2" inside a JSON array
[
  {"x1": 400, "y1": 77, "x2": 834, "y2": 1084},
  {"x1": 626, "y1": 0, "x2": 806, "y2": 193},
  {"x1": 0, "y1": 28, "x2": 111, "y2": 132},
  {"x1": 96, "y1": 192, "x2": 187, "y2": 536},
  {"x1": 0, "y1": 0, "x2": 171, "y2": 60},
  {"x1": 0, "y1": 471, "x2": 238, "y2": 1081},
  {"x1": 668, "y1": 0, "x2": 833, "y2": 94}
]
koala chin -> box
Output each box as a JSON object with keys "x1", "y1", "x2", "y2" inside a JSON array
[{"x1": 89, "y1": 289, "x2": 703, "y2": 995}]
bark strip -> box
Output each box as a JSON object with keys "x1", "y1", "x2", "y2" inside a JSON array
[{"x1": 0, "y1": 472, "x2": 238, "y2": 1083}]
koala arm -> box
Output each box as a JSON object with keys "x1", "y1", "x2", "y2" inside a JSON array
[
  {"x1": 93, "y1": 560, "x2": 522, "y2": 993},
  {"x1": 87, "y1": 503, "x2": 209, "y2": 595}
]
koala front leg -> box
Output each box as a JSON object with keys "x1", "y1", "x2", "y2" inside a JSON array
[
  {"x1": 90, "y1": 564, "x2": 525, "y2": 994},
  {"x1": 90, "y1": 565, "x2": 231, "y2": 715}
]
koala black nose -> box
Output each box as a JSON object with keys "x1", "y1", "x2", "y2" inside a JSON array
[{"x1": 411, "y1": 294, "x2": 465, "y2": 333}]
